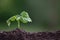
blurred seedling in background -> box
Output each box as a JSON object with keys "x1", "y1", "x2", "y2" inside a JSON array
[{"x1": 6, "y1": 11, "x2": 32, "y2": 28}]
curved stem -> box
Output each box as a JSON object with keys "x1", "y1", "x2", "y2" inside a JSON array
[{"x1": 17, "y1": 20, "x2": 20, "y2": 28}]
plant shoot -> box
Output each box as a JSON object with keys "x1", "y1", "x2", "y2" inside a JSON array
[{"x1": 7, "y1": 11, "x2": 32, "y2": 28}]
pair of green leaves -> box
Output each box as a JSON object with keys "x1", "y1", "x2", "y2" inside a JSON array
[{"x1": 7, "y1": 11, "x2": 32, "y2": 27}]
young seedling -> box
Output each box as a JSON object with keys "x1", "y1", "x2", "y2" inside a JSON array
[{"x1": 6, "y1": 11, "x2": 32, "y2": 28}]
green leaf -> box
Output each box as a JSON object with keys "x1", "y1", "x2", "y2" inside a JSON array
[
  {"x1": 9, "y1": 16, "x2": 16, "y2": 21},
  {"x1": 20, "y1": 11, "x2": 29, "y2": 18},
  {"x1": 20, "y1": 11, "x2": 32, "y2": 23},
  {"x1": 15, "y1": 15, "x2": 20, "y2": 21},
  {"x1": 20, "y1": 16, "x2": 28, "y2": 23},
  {"x1": 6, "y1": 15, "x2": 16, "y2": 27},
  {"x1": 7, "y1": 20, "x2": 11, "y2": 27}
]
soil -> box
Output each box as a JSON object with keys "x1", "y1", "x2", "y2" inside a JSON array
[{"x1": 0, "y1": 28, "x2": 60, "y2": 40}]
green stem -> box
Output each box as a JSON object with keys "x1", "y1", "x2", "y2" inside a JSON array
[{"x1": 17, "y1": 20, "x2": 20, "y2": 28}]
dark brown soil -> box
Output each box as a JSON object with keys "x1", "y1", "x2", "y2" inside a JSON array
[{"x1": 0, "y1": 28, "x2": 60, "y2": 40}]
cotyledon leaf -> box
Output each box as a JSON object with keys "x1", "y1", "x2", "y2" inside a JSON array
[
  {"x1": 9, "y1": 16, "x2": 16, "y2": 21},
  {"x1": 7, "y1": 15, "x2": 16, "y2": 26},
  {"x1": 20, "y1": 11, "x2": 29, "y2": 18},
  {"x1": 20, "y1": 11, "x2": 32, "y2": 23},
  {"x1": 7, "y1": 20, "x2": 11, "y2": 27}
]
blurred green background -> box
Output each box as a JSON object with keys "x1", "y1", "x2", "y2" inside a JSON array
[{"x1": 0, "y1": 0, "x2": 60, "y2": 32}]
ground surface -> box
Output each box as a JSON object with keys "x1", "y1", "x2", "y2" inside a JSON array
[{"x1": 0, "y1": 28, "x2": 60, "y2": 40}]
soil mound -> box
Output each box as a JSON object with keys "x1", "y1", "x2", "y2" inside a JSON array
[{"x1": 0, "y1": 28, "x2": 60, "y2": 40}]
